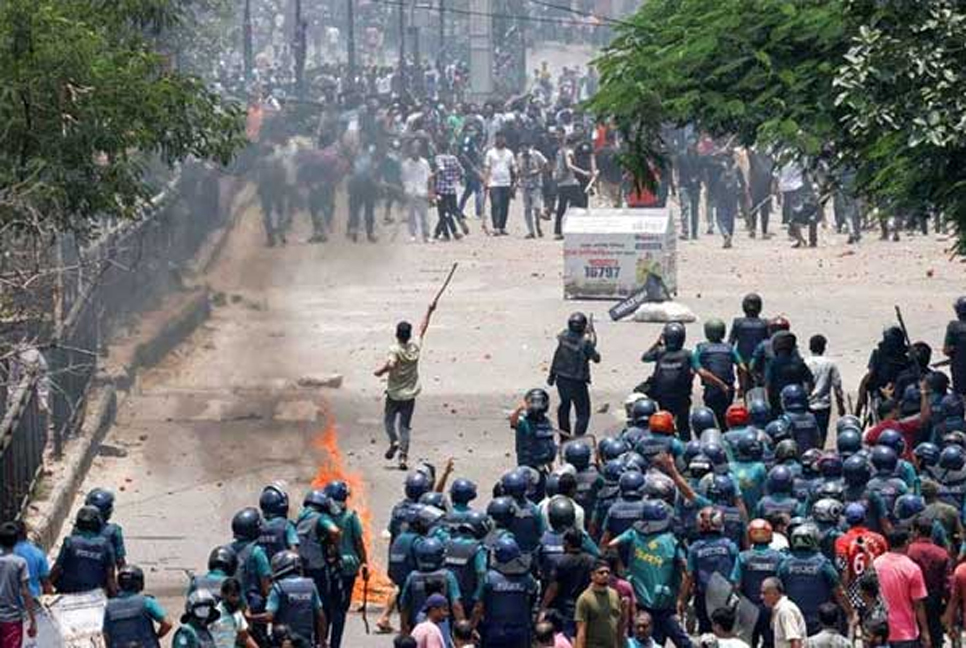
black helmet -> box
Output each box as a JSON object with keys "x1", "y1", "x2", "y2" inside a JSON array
[
  {"x1": 775, "y1": 439, "x2": 799, "y2": 463},
  {"x1": 84, "y1": 488, "x2": 115, "y2": 521},
  {"x1": 75, "y1": 505, "x2": 104, "y2": 533},
  {"x1": 118, "y1": 565, "x2": 145, "y2": 593},
  {"x1": 564, "y1": 441, "x2": 592, "y2": 470},
  {"x1": 487, "y1": 496, "x2": 517, "y2": 528},
  {"x1": 419, "y1": 491, "x2": 448, "y2": 511},
  {"x1": 568, "y1": 312, "x2": 588, "y2": 334},
  {"x1": 302, "y1": 489, "x2": 330, "y2": 511},
  {"x1": 704, "y1": 318, "x2": 726, "y2": 343},
  {"x1": 414, "y1": 537, "x2": 446, "y2": 570},
  {"x1": 465, "y1": 510, "x2": 491, "y2": 539},
  {"x1": 631, "y1": 399, "x2": 658, "y2": 426},
  {"x1": 619, "y1": 471, "x2": 647, "y2": 499},
  {"x1": 547, "y1": 496, "x2": 577, "y2": 532},
  {"x1": 231, "y1": 507, "x2": 262, "y2": 541},
  {"x1": 663, "y1": 322, "x2": 686, "y2": 352},
  {"x1": 259, "y1": 485, "x2": 289, "y2": 518},
  {"x1": 208, "y1": 545, "x2": 238, "y2": 574},
  {"x1": 956, "y1": 296, "x2": 966, "y2": 319},
  {"x1": 525, "y1": 388, "x2": 550, "y2": 416},
  {"x1": 742, "y1": 293, "x2": 763, "y2": 317},
  {"x1": 449, "y1": 478, "x2": 478, "y2": 505},
  {"x1": 270, "y1": 550, "x2": 302, "y2": 579},
  {"x1": 405, "y1": 472, "x2": 432, "y2": 502}
]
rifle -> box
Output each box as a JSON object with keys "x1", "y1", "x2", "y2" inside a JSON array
[
  {"x1": 587, "y1": 313, "x2": 597, "y2": 346},
  {"x1": 895, "y1": 305, "x2": 923, "y2": 378}
]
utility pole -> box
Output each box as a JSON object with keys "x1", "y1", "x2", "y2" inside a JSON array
[
  {"x1": 294, "y1": 0, "x2": 307, "y2": 98},
  {"x1": 346, "y1": 0, "x2": 357, "y2": 82},
  {"x1": 243, "y1": 0, "x2": 254, "y2": 81}
]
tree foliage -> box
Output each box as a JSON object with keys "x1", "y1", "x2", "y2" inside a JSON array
[
  {"x1": 0, "y1": 0, "x2": 246, "y2": 238},
  {"x1": 591, "y1": 0, "x2": 966, "y2": 251}
]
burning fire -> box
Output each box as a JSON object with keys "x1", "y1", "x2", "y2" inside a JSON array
[{"x1": 311, "y1": 406, "x2": 394, "y2": 605}]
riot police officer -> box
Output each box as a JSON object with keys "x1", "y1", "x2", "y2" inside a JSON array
[
  {"x1": 755, "y1": 466, "x2": 803, "y2": 519},
  {"x1": 85, "y1": 487, "x2": 126, "y2": 568},
  {"x1": 501, "y1": 469, "x2": 546, "y2": 557},
  {"x1": 778, "y1": 524, "x2": 853, "y2": 635},
  {"x1": 294, "y1": 489, "x2": 340, "y2": 637},
  {"x1": 731, "y1": 433, "x2": 768, "y2": 513},
  {"x1": 257, "y1": 484, "x2": 298, "y2": 561},
  {"x1": 399, "y1": 537, "x2": 464, "y2": 634},
  {"x1": 600, "y1": 471, "x2": 648, "y2": 556},
  {"x1": 842, "y1": 455, "x2": 891, "y2": 534},
  {"x1": 390, "y1": 471, "x2": 433, "y2": 542},
  {"x1": 444, "y1": 513, "x2": 489, "y2": 619},
  {"x1": 322, "y1": 480, "x2": 368, "y2": 648},
  {"x1": 227, "y1": 507, "x2": 271, "y2": 614},
  {"x1": 188, "y1": 546, "x2": 237, "y2": 599},
  {"x1": 858, "y1": 326, "x2": 912, "y2": 418},
  {"x1": 564, "y1": 441, "x2": 602, "y2": 518},
  {"x1": 678, "y1": 507, "x2": 739, "y2": 633},
  {"x1": 705, "y1": 474, "x2": 747, "y2": 549},
  {"x1": 642, "y1": 322, "x2": 697, "y2": 439},
  {"x1": 779, "y1": 385, "x2": 821, "y2": 452},
  {"x1": 730, "y1": 293, "x2": 769, "y2": 391},
  {"x1": 548, "y1": 312, "x2": 601, "y2": 437},
  {"x1": 944, "y1": 296, "x2": 966, "y2": 396},
  {"x1": 475, "y1": 536, "x2": 539, "y2": 648},
  {"x1": 255, "y1": 550, "x2": 326, "y2": 646},
  {"x1": 867, "y1": 446, "x2": 910, "y2": 522},
  {"x1": 511, "y1": 389, "x2": 558, "y2": 493},
  {"x1": 695, "y1": 318, "x2": 742, "y2": 427},
  {"x1": 51, "y1": 505, "x2": 117, "y2": 596},
  {"x1": 103, "y1": 565, "x2": 172, "y2": 648},
  {"x1": 444, "y1": 478, "x2": 479, "y2": 530},
  {"x1": 730, "y1": 519, "x2": 782, "y2": 648},
  {"x1": 172, "y1": 589, "x2": 220, "y2": 647}
]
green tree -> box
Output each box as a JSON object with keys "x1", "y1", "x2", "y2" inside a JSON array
[{"x1": 0, "y1": 0, "x2": 246, "y2": 238}]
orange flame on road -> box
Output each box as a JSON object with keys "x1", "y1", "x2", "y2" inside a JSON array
[{"x1": 311, "y1": 408, "x2": 394, "y2": 605}]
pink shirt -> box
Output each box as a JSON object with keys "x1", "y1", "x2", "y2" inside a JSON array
[
  {"x1": 873, "y1": 551, "x2": 927, "y2": 642},
  {"x1": 555, "y1": 632, "x2": 574, "y2": 648},
  {"x1": 411, "y1": 620, "x2": 446, "y2": 648}
]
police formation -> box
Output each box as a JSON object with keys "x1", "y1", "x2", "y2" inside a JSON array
[{"x1": 47, "y1": 295, "x2": 966, "y2": 647}]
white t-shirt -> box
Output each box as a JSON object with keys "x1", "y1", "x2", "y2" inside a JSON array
[
  {"x1": 401, "y1": 157, "x2": 432, "y2": 198},
  {"x1": 718, "y1": 637, "x2": 751, "y2": 648},
  {"x1": 778, "y1": 163, "x2": 804, "y2": 193},
  {"x1": 485, "y1": 147, "x2": 516, "y2": 187},
  {"x1": 210, "y1": 602, "x2": 248, "y2": 648}
]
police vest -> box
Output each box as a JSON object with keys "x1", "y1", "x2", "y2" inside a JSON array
[
  {"x1": 718, "y1": 506, "x2": 744, "y2": 549},
  {"x1": 650, "y1": 350, "x2": 694, "y2": 402},
  {"x1": 174, "y1": 625, "x2": 215, "y2": 648},
  {"x1": 389, "y1": 500, "x2": 419, "y2": 540},
  {"x1": 622, "y1": 425, "x2": 648, "y2": 449},
  {"x1": 698, "y1": 342, "x2": 736, "y2": 387},
  {"x1": 231, "y1": 540, "x2": 263, "y2": 607},
  {"x1": 258, "y1": 517, "x2": 289, "y2": 561},
  {"x1": 57, "y1": 534, "x2": 110, "y2": 593},
  {"x1": 296, "y1": 512, "x2": 327, "y2": 571},
  {"x1": 738, "y1": 548, "x2": 782, "y2": 601},
  {"x1": 481, "y1": 570, "x2": 533, "y2": 642},
  {"x1": 442, "y1": 509, "x2": 473, "y2": 535},
  {"x1": 692, "y1": 536, "x2": 736, "y2": 590},
  {"x1": 785, "y1": 412, "x2": 820, "y2": 452},
  {"x1": 732, "y1": 317, "x2": 768, "y2": 363},
  {"x1": 948, "y1": 320, "x2": 966, "y2": 387},
  {"x1": 938, "y1": 477, "x2": 966, "y2": 510},
  {"x1": 793, "y1": 475, "x2": 822, "y2": 504},
  {"x1": 508, "y1": 502, "x2": 542, "y2": 553},
  {"x1": 388, "y1": 532, "x2": 419, "y2": 587},
  {"x1": 757, "y1": 496, "x2": 799, "y2": 520},
  {"x1": 781, "y1": 552, "x2": 832, "y2": 629},
  {"x1": 551, "y1": 333, "x2": 591, "y2": 382},
  {"x1": 103, "y1": 594, "x2": 160, "y2": 648},
  {"x1": 574, "y1": 468, "x2": 601, "y2": 513},
  {"x1": 867, "y1": 477, "x2": 908, "y2": 521},
  {"x1": 444, "y1": 538, "x2": 483, "y2": 604},
  {"x1": 605, "y1": 498, "x2": 646, "y2": 537},
  {"x1": 407, "y1": 569, "x2": 451, "y2": 626},
  {"x1": 635, "y1": 433, "x2": 674, "y2": 460},
  {"x1": 528, "y1": 419, "x2": 557, "y2": 466},
  {"x1": 189, "y1": 573, "x2": 227, "y2": 601},
  {"x1": 537, "y1": 530, "x2": 566, "y2": 583},
  {"x1": 273, "y1": 577, "x2": 317, "y2": 643}
]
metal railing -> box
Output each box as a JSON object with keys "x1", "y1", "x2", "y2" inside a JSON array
[{"x1": 0, "y1": 376, "x2": 46, "y2": 522}]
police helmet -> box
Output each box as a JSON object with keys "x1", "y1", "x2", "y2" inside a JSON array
[
  {"x1": 724, "y1": 404, "x2": 750, "y2": 430},
  {"x1": 324, "y1": 480, "x2": 350, "y2": 503},
  {"x1": 748, "y1": 518, "x2": 773, "y2": 545},
  {"x1": 414, "y1": 537, "x2": 446, "y2": 571},
  {"x1": 766, "y1": 466, "x2": 793, "y2": 494},
  {"x1": 844, "y1": 502, "x2": 867, "y2": 526},
  {"x1": 836, "y1": 415, "x2": 862, "y2": 433},
  {"x1": 411, "y1": 504, "x2": 446, "y2": 535},
  {"x1": 624, "y1": 392, "x2": 648, "y2": 419},
  {"x1": 697, "y1": 507, "x2": 725, "y2": 534},
  {"x1": 182, "y1": 588, "x2": 220, "y2": 625},
  {"x1": 707, "y1": 474, "x2": 737, "y2": 505},
  {"x1": 486, "y1": 497, "x2": 517, "y2": 528},
  {"x1": 774, "y1": 439, "x2": 799, "y2": 464},
  {"x1": 683, "y1": 440, "x2": 703, "y2": 466},
  {"x1": 620, "y1": 451, "x2": 648, "y2": 473},
  {"x1": 207, "y1": 545, "x2": 238, "y2": 575},
  {"x1": 814, "y1": 481, "x2": 845, "y2": 502},
  {"x1": 941, "y1": 394, "x2": 965, "y2": 420},
  {"x1": 956, "y1": 296, "x2": 966, "y2": 319},
  {"x1": 894, "y1": 494, "x2": 925, "y2": 522},
  {"x1": 644, "y1": 474, "x2": 677, "y2": 505},
  {"x1": 914, "y1": 442, "x2": 940, "y2": 467},
  {"x1": 836, "y1": 428, "x2": 862, "y2": 457},
  {"x1": 568, "y1": 312, "x2": 588, "y2": 334},
  {"x1": 84, "y1": 488, "x2": 115, "y2": 521},
  {"x1": 690, "y1": 407, "x2": 718, "y2": 435},
  {"x1": 767, "y1": 316, "x2": 790, "y2": 335},
  {"x1": 811, "y1": 499, "x2": 844, "y2": 525},
  {"x1": 780, "y1": 384, "x2": 807, "y2": 413},
  {"x1": 405, "y1": 471, "x2": 432, "y2": 501},
  {"x1": 419, "y1": 491, "x2": 448, "y2": 511},
  {"x1": 787, "y1": 516, "x2": 807, "y2": 537},
  {"x1": 493, "y1": 536, "x2": 522, "y2": 565},
  {"x1": 939, "y1": 444, "x2": 966, "y2": 472},
  {"x1": 765, "y1": 418, "x2": 791, "y2": 444},
  {"x1": 259, "y1": 484, "x2": 290, "y2": 518},
  {"x1": 564, "y1": 441, "x2": 593, "y2": 470},
  {"x1": 270, "y1": 550, "x2": 302, "y2": 579},
  {"x1": 870, "y1": 445, "x2": 899, "y2": 474},
  {"x1": 501, "y1": 470, "x2": 529, "y2": 499},
  {"x1": 877, "y1": 429, "x2": 906, "y2": 456},
  {"x1": 544, "y1": 472, "x2": 561, "y2": 498},
  {"x1": 118, "y1": 565, "x2": 145, "y2": 593},
  {"x1": 548, "y1": 497, "x2": 577, "y2": 532},
  {"x1": 638, "y1": 499, "x2": 673, "y2": 534},
  {"x1": 525, "y1": 388, "x2": 550, "y2": 416},
  {"x1": 619, "y1": 471, "x2": 646, "y2": 499},
  {"x1": 742, "y1": 293, "x2": 763, "y2": 317},
  {"x1": 689, "y1": 454, "x2": 713, "y2": 480},
  {"x1": 631, "y1": 398, "x2": 659, "y2": 426},
  {"x1": 749, "y1": 399, "x2": 771, "y2": 427},
  {"x1": 465, "y1": 510, "x2": 491, "y2": 540},
  {"x1": 843, "y1": 455, "x2": 872, "y2": 486},
  {"x1": 818, "y1": 453, "x2": 844, "y2": 479},
  {"x1": 231, "y1": 507, "x2": 262, "y2": 541},
  {"x1": 801, "y1": 448, "x2": 823, "y2": 475},
  {"x1": 599, "y1": 437, "x2": 629, "y2": 462},
  {"x1": 649, "y1": 411, "x2": 675, "y2": 435},
  {"x1": 602, "y1": 459, "x2": 625, "y2": 483},
  {"x1": 302, "y1": 489, "x2": 330, "y2": 511},
  {"x1": 943, "y1": 431, "x2": 966, "y2": 449},
  {"x1": 75, "y1": 505, "x2": 104, "y2": 533},
  {"x1": 704, "y1": 318, "x2": 726, "y2": 343},
  {"x1": 790, "y1": 523, "x2": 820, "y2": 552},
  {"x1": 900, "y1": 385, "x2": 921, "y2": 416},
  {"x1": 702, "y1": 441, "x2": 729, "y2": 473},
  {"x1": 662, "y1": 322, "x2": 686, "y2": 352},
  {"x1": 736, "y1": 433, "x2": 763, "y2": 461},
  {"x1": 449, "y1": 478, "x2": 478, "y2": 505}
]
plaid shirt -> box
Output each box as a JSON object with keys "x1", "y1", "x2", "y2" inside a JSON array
[{"x1": 434, "y1": 154, "x2": 464, "y2": 195}]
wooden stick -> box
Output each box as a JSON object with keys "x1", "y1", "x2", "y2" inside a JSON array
[{"x1": 431, "y1": 262, "x2": 459, "y2": 308}]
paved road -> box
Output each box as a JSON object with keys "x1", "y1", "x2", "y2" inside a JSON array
[{"x1": 57, "y1": 178, "x2": 962, "y2": 646}]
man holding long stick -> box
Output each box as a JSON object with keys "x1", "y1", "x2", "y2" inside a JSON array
[{"x1": 375, "y1": 264, "x2": 457, "y2": 470}]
